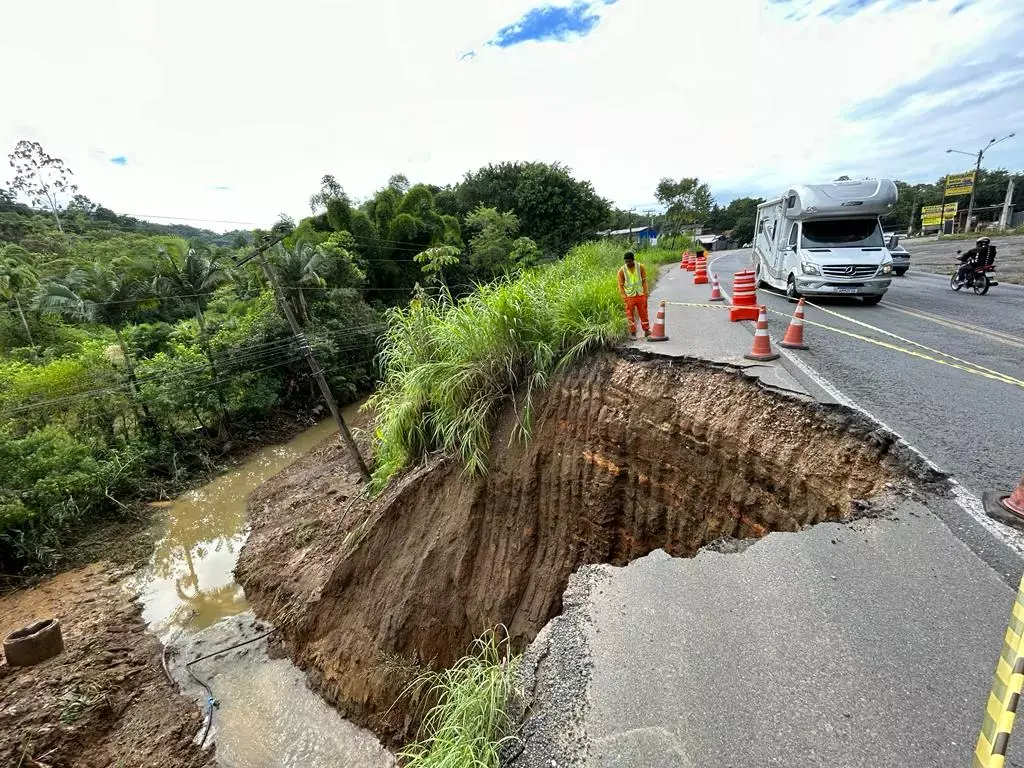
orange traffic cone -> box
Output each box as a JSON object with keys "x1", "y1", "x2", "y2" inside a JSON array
[
  {"x1": 778, "y1": 298, "x2": 809, "y2": 349},
  {"x1": 693, "y1": 253, "x2": 709, "y2": 285},
  {"x1": 648, "y1": 300, "x2": 669, "y2": 342},
  {"x1": 679, "y1": 250, "x2": 690, "y2": 269},
  {"x1": 708, "y1": 273, "x2": 724, "y2": 302},
  {"x1": 686, "y1": 251, "x2": 697, "y2": 272},
  {"x1": 984, "y1": 474, "x2": 1024, "y2": 530},
  {"x1": 744, "y1": 306, "x2": 779, "y2": 361}
]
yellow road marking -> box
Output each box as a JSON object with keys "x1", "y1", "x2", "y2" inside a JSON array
[
  {"x1": 804, "y1": 301, "x2": 1024, "y2": 389},
  {"x1": 882, "y1": 302, "x2": 1024, "y2": 349}
]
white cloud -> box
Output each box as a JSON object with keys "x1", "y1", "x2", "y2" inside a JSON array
[{"x1": 1, "y1": 0, "x2": 1021, "y2": 230}]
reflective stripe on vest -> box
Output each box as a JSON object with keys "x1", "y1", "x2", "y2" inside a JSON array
[{"x1": 621, "y1": 265, "x2": 644, "y2": 296}]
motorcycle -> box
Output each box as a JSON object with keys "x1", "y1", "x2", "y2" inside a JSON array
[{"x1": 951, "y1": 250, "x2": 999, "y2": 295}]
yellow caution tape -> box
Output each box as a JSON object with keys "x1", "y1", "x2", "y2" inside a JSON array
[{"x1": 976, "y1": 575, "x2": 1024, "y2": 767}]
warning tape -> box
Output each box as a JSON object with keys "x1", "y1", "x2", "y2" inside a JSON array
[
  {"x1": 975, "y1": 575, "x2": 1024, "y2": 767},
  {"x1": 664, "y1": 301, "x2": 730, "y2": 310}
]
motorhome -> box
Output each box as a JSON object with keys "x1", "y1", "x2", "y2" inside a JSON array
[{"x1": 752, "y1": 179, "x2": 898, "y2": 305}]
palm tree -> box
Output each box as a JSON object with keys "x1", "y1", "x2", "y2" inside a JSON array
[
  {"x1": 154, "y1": 239, "x2": 232, "y2": 436},
  {"x1": 0, "y1": 244, "x2": 39, "y2": 348},
  {"x1": 35, "y1": 260, "x2": 156, "y2": 419},
  {"x1": 269, "y1": 241, "x2": 325, "y2": 324},
  {"x1": 155, "y1": 239, "x2": 230, "y2": 334}
]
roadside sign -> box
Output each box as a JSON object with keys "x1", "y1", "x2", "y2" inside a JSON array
[
  {"x1": 946, "y1": 171, "x2": 975, "y2": 197},
  {"x1": 921, "y1": 202, "x2": 958, "y2": 227}
]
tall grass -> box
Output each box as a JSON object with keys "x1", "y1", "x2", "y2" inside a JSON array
[
  {"x1": 368, "y1": 241, "x2": 682, "y2": 490},
  {"x1": 398, "y1": 630, "x2": 521, "y2": 768}
]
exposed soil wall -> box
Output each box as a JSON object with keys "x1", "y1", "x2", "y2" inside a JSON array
[{"x1": 238, "y1": 353, "x2": 908, "y2": 742}]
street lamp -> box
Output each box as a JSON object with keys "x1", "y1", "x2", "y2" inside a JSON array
[{"x1": 947, "y1": 133, "x2": 1016, "y2": 232}]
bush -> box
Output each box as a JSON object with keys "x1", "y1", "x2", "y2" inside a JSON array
[{"x1": 368, "y1": 241, "x2": 679, "y2": 489}]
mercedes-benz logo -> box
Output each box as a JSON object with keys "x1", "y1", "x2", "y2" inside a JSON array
[{"x1": 844, "y1": 265, "x2": 856, "y2": 276}]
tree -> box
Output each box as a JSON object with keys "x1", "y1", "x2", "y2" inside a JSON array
[
  {"x1": 458, "y1": 162, "x2": 610, "y2": 257},
  {"x1": 35, "y1": 260, "x2": 157, "y2": 418},
  {"x1": 309, "y1": 174, "x2": 345, "y2": 213},
  {"x1": 388, "y1": 174, "x2": 411, "y2": 195},
  {"x1": 7, "y1": 140, "x2": 78, "y2": 233},
  {"x1": 414, "y1": 245, "x2": 461, "y2": 290},
  {"x1": 465, "y1": 206, "x2": 521, "y2": 278},
  {"x1": 655, "y1": 177, "x2": 714, "y2": 230},
  {"x1": 0, "y1": 244, "x2": 39, "y2": 347},
  {"x1": 268, "y1": 241, "x2": 325, "y2": 324},
  {"x1": 155, "y1": 238, "x2": 234, "y2": 432}
]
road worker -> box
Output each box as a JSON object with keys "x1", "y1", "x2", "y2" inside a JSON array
[{"x1": 618, "y1": 251, "x2": 651, "y2": 338}]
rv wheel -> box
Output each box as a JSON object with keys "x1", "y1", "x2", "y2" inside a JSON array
[{"x1": 786, "y1": 275, "x2": 800, "y2": 301}]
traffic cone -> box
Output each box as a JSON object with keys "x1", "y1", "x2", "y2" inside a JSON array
[
  {"x1": 686, "y1": 251, "x2": 697, "y2": 272},
  {"x1": 708, "y1": 273, "x2": 724, "y2": 302},
  {"x1": 679, "y1": 250, "x2": 690, "y2": 269},
  {"x1": 744, "y1": 306, "x2": 779, "y2": 361},
  {"x1": 778, "y1": 298, "x2": 809, "y2": 349},
  {"x1": 983, "y1": 474, "x2": 1024, "y2": 531},
  {"x1": 648, "y1": 300, "x2": 669, "y2": 342},
  {"x1": 693, "y1": 253, "x2": 709, "y2": 285},
  {"x1": 729, "y1": 270, "x2": 760, "y2": 322}
]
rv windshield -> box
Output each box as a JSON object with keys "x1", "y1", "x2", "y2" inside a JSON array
[{"x1": 801, "y1": 219, "x2": 884, "y2": 249}]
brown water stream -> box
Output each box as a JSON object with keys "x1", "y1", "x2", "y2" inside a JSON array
[
  {"x1": 132, "y1": 406, "x2": 392, "y2": 767},
  {"x1": 137, "y1": 416, "x2": 344, "y2": 636}
]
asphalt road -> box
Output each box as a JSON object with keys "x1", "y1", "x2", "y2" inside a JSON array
[
  {"x1": 708, "y1": 249, "x2": 1024, "y2": 503},
  {"x1": 902, "y1": 235, "x2": 1024, "y2": 284}
]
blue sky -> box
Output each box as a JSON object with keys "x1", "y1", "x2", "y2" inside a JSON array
[{"x1": 2, "y1": 0, "x2": 1021, "y2": 226}]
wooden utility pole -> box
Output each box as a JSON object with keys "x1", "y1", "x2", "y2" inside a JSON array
[{"x1": 238, "y1": 234, "x2": 372, "y2": 483}]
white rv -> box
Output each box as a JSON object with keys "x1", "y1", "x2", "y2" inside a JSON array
[{"x1": 752, "y1": 179, "x2": 898, "y2": 305}]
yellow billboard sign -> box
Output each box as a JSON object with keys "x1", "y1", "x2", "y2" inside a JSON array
[
  {"x1": 945, "y1": 171, "x2": 975, "y2": 197},
  {"x1": 921, "y1": 202, "x2": 958, "y2": 227}
]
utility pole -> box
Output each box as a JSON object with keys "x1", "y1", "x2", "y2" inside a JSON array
[
  {"x1": 237, "y1": 233, "x2": 372, "y2": 483},
  {"x1": 627, "y1": 207, "x2": 637, "y2": 243},
  {"x1": 947, "y1": 133, "x2": 1016, "y2": 233},
  {"x1": 1000, "y1": 177, "x2": 1016, "y2": 231}
]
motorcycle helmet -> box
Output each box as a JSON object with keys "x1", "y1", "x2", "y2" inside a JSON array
[{"x1": 977, "y1": 236, "x2": 991, "y2": 245}]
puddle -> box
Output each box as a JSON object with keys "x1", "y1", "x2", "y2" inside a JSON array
[{"x1": 137, "y1": 413, "x2": 350, "y2": 637}]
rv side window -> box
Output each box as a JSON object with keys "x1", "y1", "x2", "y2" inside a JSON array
[
  {"x1": 787, "y1": 195, "x2": 797, "y2": 209},
  {"x1": 770, "y1": 222, "x2": 776, "y2": 240},
  {"x1": 788, "y1": 224, "x2": 799, "y2": 248}
]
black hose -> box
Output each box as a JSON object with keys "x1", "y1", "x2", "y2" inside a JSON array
[{"x1": 185, "y1": 627, "x2": 279, "y2": 747}]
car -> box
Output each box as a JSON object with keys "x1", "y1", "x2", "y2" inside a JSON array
[{"x1": 885, "y1": 232, "x2": 910, "y2": 276}]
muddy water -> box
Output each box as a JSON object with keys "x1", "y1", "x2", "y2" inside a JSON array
[
  {"x1": 134, "y1": 405, "x2": 393, "y2": 768},
  {"x1": 137, "y1": 414, "x2": 347, "y2": 637}
]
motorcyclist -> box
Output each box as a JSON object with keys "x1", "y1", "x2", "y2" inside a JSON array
[{"x1": 955, "y1": 236, "x2": 996, "y2": 286}]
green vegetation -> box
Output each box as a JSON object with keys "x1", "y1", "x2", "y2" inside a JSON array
[
  {"x1": 368, "y1": 241, "x2": 683, "y2": 490},
  {"x1": 1, "y1": 140, "x2": 633, "y2": 579},
  {"x1": 398, "y1": 630, "x2": 522, "y2": 768}
]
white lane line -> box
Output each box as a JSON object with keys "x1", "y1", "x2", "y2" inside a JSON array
[{"x1": 704, "y1": 250, "x2": 1024, "y2": 558}]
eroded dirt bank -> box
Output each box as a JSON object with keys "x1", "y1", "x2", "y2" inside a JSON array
[
  {"x1": 0, "y1": 564, "x2": 211, "y2": 768},
  {"x1": 237, "y1": 353, "x2": 913, "y2": 742}
]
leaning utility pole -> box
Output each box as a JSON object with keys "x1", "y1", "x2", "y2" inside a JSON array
[{"x1": 236, "y1": 233, "x2": 372, "y2": 483}]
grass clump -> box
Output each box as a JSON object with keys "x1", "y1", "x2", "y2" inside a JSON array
[
  {"x1": 368, "y1": 241, "x2": 682, "y2": 490},
  {"x1": 398, "y1": 629, "x2": 522, "y2": 768}
]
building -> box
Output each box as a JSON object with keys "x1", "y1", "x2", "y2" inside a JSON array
[
  {"x1": 598, "y1": 226, "x2": 656, "y2": 244},
  {"x1": 695, "y1": 233, "x2": 735, "y2": 252}
]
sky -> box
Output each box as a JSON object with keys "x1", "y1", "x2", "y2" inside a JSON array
[{"x1": 2, "y1": 0, "x2": 1022, "y2": 231}]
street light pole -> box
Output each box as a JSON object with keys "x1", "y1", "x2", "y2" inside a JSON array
[{"x1": 947, "y1": 133, "x2": 1016, "y2": 233}]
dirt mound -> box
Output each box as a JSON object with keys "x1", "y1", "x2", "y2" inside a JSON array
[
  {"x1": 238, "y1": 353, "x2": 907, "y2": 742},
  {"x1": 0, "y1": 564, "x2": 211, "y2": 768}
]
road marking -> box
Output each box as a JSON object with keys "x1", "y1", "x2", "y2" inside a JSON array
[
  {"x1": 691, "y1": 252, "x2": 1024, "y2": 558},
  {"x1": 882, "y1": 302, "x2": 1024, "y2": 349},
  {"x1": 975, "y1": 574, "x2": 1024, "y2": 768},
  {"x1": 804, "y1": 301, "x2": 1024, "y2": 389}
]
